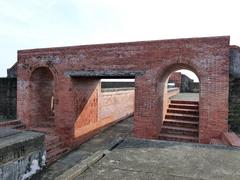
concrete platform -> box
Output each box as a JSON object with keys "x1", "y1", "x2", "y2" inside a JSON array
[
  {"x1": 0, "y1": 128, "x2": 45, "y2": 180},
  {"x1": 34, "y1": 117, "x2": 240, "y2": 180},
  {"x1": 170, "y1": 93, "x2": 199, "y2": 101},
  {"x1": 77, "y1": 138, "x2": 240, "y2": 180},
  {"x1": 32, "y1": 117, "x2": 133, "y2": 179}
]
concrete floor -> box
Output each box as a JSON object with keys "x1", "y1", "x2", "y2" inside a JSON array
[
  {"x1": 33, "y1": 115, "x2": 240, "y2": 180},
  {"x1": 77, "y1": 139, "x2": 240, "y2": 180},
  {"x1": 32, "y1": 117, "x2": 133, "y2": 180}
]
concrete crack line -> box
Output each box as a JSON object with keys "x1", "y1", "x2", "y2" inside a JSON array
[
  {"x1": 55, "y1": 137, "x2": 125, "y2": 180},
  {"x1": 107, "y1": 166, "x2": 154, "y2": 174},
  {"x1": 168, "y1": 173, "x2": 211, "y2": 180}
]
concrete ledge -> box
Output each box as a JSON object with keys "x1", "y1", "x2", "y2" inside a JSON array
[
  {"x1": 221, "y1": 132, "x2": 240, "y2": 147},
  {"x1": 65, "y1": 70, "x2": 144, "y2": 78},
  {"x1": 0, "y1": 128, "x2": 45, "y2": 164},
  {"x1": 102, "y1": 87, "x2": 134, "y2": 92},
  {"x1": 0, "y1": 128, "x2": 45, "y2": 180},
  {"x1": 56, "y1": 138, "x2": 124, "y2": 180},
  {"x1": 124, "y1": 137, "x2": 240, "y2": 151},
  {"x1": 167, "y1": 87, "x2": 180, "y2": 98}
]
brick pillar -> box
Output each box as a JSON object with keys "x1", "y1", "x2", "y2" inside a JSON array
[
  {"x1": 54, "y1": 76, "x2": 101, "y2": 146},
  {"x1": 134, "y1": 73, "x2": 161, "y2": 139}
]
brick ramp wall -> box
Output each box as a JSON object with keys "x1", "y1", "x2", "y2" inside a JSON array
[
  {"x1": 99, "y1": 89, "x2": 134, "y2": 120},
  {"x1": 17, "y1": 36, "x2": 230, "y2": 144},
  {"x1": 73, "y1": 89, "x2": 134, "y2": 147},
  {"x1": 73, "y1": 88, "x2": 179, "y2": 147}
]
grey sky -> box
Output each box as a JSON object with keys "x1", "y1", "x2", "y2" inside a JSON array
[{"x1": 0, "y1": 0, "x2": 239, "y2": 78}]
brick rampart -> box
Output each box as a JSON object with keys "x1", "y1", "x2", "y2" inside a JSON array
[
  {"x1": 72, "y1": 89, "x2": 134, "y2": 146},
  {"x1": 17, "y1": 36, "x2": 230, "y2": 144}
]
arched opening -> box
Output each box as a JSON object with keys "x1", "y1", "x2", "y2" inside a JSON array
[
  {"x1": 158, "y1": 66, "x2": 200, "y2": 143},
  {"x1": 72, "y1": 77, "x2": 135, "y2": 139},
  {"x1": 30, "y1": 67, "x2": 55, "y2": 128}
]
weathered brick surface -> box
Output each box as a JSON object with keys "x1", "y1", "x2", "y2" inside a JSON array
[
  {"x1": 168, "y1": 72, "x2": 181, "y2": 87},
  {"x1": 17, "y1": 36, "x2": 230, "y2": 144},
  {"x1": 99, "y1": 90, "x2": 134, "y2": 120},
  {"x1": 29, "y1": 67, "x2": 54, "y2": 127},
  {"x1": 0, "y1": 78, "x2": 16, "y2": 120},
  {"x1": 229, "y1": 46, "x2": 240, "y2": 132}
]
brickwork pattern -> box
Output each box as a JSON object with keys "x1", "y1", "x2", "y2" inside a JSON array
[
  {"x1": 168, "y1": 72, "x2": 181, "y2": 87},
  {"x1": 17, "y1": 36, "x2": 230, "y2": 144}
]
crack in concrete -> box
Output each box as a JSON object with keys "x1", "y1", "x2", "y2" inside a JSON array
[{"x1": 55, "y1": 137, "x2": 125, "y2": 180}]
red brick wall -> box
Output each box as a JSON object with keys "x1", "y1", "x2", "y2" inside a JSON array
[
  {"x1": 30, "y1": 67, "x2": 54, "y2": 127},
  {"x1": 72, "y1": 78, "x2": 99, "y2": 129},
  {"x1": 17, "y1": 36, "x2": 230, "y2": 144},
  {"x1": 99, "y1": 90, "x2": 134, "y2": 120},
  {"x1": 168, "y1": 72, "x2": 181, "y2": 87},
  {"x1": 73, "y1": 89, "x2": 134, "y2": 147}
]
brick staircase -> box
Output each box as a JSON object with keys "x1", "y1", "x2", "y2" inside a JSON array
[
  {"x1": 0, "y1": 119, "x2": 26, "y2": 129},
  {"x1": 37, "y1": 116, "x2": 55, "y2": 128},
  {"x1": 159, "y1": 100, "x2": 199, "y2": 143},
  {"x1": 30, "y1": 127, "x2": 70, "y2": 165}
]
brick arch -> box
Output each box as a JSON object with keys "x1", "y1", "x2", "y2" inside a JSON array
[
  {"x1": 29, "y1": 64, "x2": 59, "y2": 83},
  {"x1": 155, "y1": 63, "x2": 201, "y2": 140},
  {"x1": 29, "y1": 67, "x2": 55, "y2": 128},
  {"x1": 157, "y1": 62, "x2": 201, "y2": 83}
]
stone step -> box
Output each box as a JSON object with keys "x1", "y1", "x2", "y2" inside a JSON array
[
  {"x1": 30, "y1": 127, "x2": 55, "y2": 135},
  {"x1": 0, "y1": 120, "x2": 26, "y2": 130},
  {"x1": 169, "y1": 104, "x2": 199, "y2": 110},
  {"x1": 0, "y1": 120, "x2": 21, "y2": 127},
  {"x1": 159, "y1": 133, "x2": 198, "y2": 143},
  {"x1": 46, "y1": 141, "x2": 64, "y2": 152},
  {"x1": 29, "y1": 127, "x2": 68, "y2": 165},
  {"x1": 171, "y1": 100, "x2": 199, "y2": 105},
  {"x1": 165, "y1": 113, "x2": 199, "y2": 121},
  {"x1": 167, "y1": 108, "x2": 199, "y2": 115},
  {"x1": 163, "y1": 119, "x2": 198, "y2": 128},
  {"x1": 161, "y1": 125, "x2": 198, "y2": 136},
  {"x1": 38, "y1": 121, "x2": 55, "y2": 127},
  {"x1": 45, "y1": 135, "x2": 61, "y2": 146},
  {"x1": 10, "y1": 123, "x2": 26, "y2": 130},
  {"x1": 47, "y1": 147, "x2": 69, "y2": 165}
]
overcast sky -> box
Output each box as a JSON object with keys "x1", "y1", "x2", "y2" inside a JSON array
[{"x1": 0, "y1": 0, "x2": 239, "y2": 80}]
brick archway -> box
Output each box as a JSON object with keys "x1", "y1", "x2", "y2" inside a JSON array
[
  {"x1": 158, "y1": 63, "x2": 200, "y2": 117},
  {"x1": 158, "y1": 63, "x2": 201, "y2": 142},
  {"x1": 29, "y1": 67, "x2": 55, "y2": 128}
]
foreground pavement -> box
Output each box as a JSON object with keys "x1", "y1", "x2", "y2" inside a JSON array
[
  {"x1": 76, "y1": 138, "x2": 240, "y2": 180},
  {"x1": 33, "y1": 116, "x2": 240, "y2": 180},
  {"x1": 33, "y1": 117, "x2": 133, "y2": 180}
]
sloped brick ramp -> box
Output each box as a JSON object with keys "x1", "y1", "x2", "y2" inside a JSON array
[{"x1": 75, "y1": 138, "x2": 240, "y2": 180}]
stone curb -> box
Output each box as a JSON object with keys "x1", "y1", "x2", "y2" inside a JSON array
[{"x1": 55, "y1": 138, "x2": 124, "y2": 180}]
